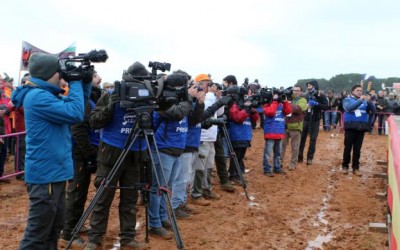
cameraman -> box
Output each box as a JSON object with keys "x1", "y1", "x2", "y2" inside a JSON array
[
  {"x1": 84, "y1": 62, "x2": 148, "y2": 249},
  {"x1": 298, "y1": 80, "x2": 328, "y2": 165},
  {"x1": 11, "y1": 53, "x2": 92, "y2": 250},
  {"x1": 262, "y1": 92, "x2": 292, "y2": 176},
  {"x1": 61, "y1": 71, "x2": 102, "y2": 246},
  {"x1": 224, "y1": 75, "x2": 259, "y2": 183},
  {"x1": 280, "y1": 85, "x2": 307, "y2": 171}
]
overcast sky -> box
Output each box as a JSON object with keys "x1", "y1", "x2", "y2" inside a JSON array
[{"x1": 1, "y1": 0, "x2": 400, "y2": 88}]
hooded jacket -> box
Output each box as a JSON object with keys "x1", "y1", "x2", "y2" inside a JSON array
[
  {"x1": 304, "y1": 80, "x2": 329, "y2": 121},
  {"x1": 11, "y1": 77, "x2": 91, "y2": 184}
]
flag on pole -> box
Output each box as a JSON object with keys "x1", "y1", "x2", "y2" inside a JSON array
[{"x1": 20, "y1": 41, "x2": 76, "y2": 71}]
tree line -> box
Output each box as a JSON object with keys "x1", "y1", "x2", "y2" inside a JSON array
[{"x1": 296, "y1": 73, "x2": 400, "y2": 94}]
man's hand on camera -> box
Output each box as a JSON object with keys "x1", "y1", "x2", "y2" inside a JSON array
[
  {"x1": 81, "y1": 65, "x2": 95, "y2": 84},
  {"x1": 272, "y1": 94, "x2": 279, "y2": 101},
  {"x1": 188, "y1": 85, "x2": 198, "y2": 98},
  {"x1": 196, "y1": 91, "x2": 206, "y2": 104},
  {"x1": 108, "y1": 92, "x2": 120, "y2": 110}
]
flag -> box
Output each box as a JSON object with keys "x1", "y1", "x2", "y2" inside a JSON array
[{"x1": 20, "y1": 41, "x2": 76, "y2": 71}]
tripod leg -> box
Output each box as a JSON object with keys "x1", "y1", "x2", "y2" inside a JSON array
[
  {"x1": 221, "y1": 124, "x2": 250, "y2": 200},
  {"x1": 144, "y1": 131, "x2": 184, "y2": 250},
  {"x1": 65, "y1": 130, "x2": 142, "y2": 250}
]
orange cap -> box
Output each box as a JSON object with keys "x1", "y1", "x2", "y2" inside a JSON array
[{"x1": 195, "y1": 74, "x2": 210, "y2": 83}]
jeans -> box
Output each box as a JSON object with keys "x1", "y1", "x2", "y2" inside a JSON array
[
  {"x1": 324, "y1": 111, "x2": 337, "y2": 131},
  {"x1": 20, "y1": 182, "x2": 66, "y2": 250},
  {"x1": 149, "y1": 151, "x2": 182, "y2": 228},
  {"x1": 172, "y1": 152, "x2": 194, "y2": 209},
  {"x1": 262, "y1": 139, "x2": 282, "y2": 173}
]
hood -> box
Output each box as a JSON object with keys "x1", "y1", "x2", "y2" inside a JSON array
[{"x1": 306, "y1": 80, "x2": 319, "y2": 91}]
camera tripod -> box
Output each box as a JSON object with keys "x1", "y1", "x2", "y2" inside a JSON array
[
  {"x1": 218, "y1": 122, "x2": 250, "y2": 200},
  {"x1": 66, "y1": 108, "x2": 184, "y2": 250}
]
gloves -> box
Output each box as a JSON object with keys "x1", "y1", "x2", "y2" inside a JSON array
[
  {"x1": 308, "y1": 100, "x2": 318, "y2": 107},
  {"x1": 108, "y1": 92, "x2": 121, "y2": 110},
  {"x1": 81, "y1": 65, "x2": 95, "y2": 84},
  {"x1": 216, "y1": 96, "x2": 232, "y2": 107}
]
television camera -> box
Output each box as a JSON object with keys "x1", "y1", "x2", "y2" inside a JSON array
[
  {"x1": 59, "y1": 49, "x2": 108, "y2": 82},
  {"x1": 114, "y1": 61, "x2": 188, "y2": 110}
]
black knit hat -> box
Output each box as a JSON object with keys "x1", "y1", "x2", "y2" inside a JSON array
[
  {"x1": 127, "y1": 62, "x2": 149, "y2": 77},
  {"x1": 28, "y1": 53, "x2": 60, "y2": 80}
]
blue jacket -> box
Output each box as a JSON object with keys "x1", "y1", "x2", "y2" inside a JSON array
[
  {"x1": 11, "y1": 77, "x2": 91, "y2": 184},
  {"x1": 185, "y1": 123, "x2": 202, "y2": 151},
  {"x1": 343, "y1": 95, "x2": 376, "y2": 131}
]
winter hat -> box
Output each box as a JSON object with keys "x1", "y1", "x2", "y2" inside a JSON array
[
  {"x1": 165, "y1": 73, "x2": 188, "y2": 87},
  {"x1": 195, "y1": 73, "x2": 210, "y2": 83},
  {"x1": 127, "y1": 62, "x2": 149, "y2": 77},
  {"x1": 28, "y1": 53, "x2": 60, "y2": 80}
]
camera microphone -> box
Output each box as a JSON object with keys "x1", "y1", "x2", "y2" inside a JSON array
[{"x1": 64, "y1": 50, "x2": 108, "y2": 63}]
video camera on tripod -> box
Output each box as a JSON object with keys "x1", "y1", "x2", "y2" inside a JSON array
[
  {"x1": 114, "y1": 61, "x2": 188, "y2": 110},
  {"x1": 59, "y1": 49, "x2": 108, "y2": 82}
]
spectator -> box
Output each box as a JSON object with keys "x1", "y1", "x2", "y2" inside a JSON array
[
  {"x1": 248, "y1": 81, "x2": 263, "y2": 129},
  {"x1": 262, "y1": 92, "x2": 292, "y2": 176},
  {"x1": 11, "y1": 52, "x2": 91, "y2": 249},
  {"x1": 281, "y1": 84, "x2": 307, "y2": 171},
  {"x1": 324, "y1": 90, "x2": 338, "y2": 131},
  {"x1": 241, "y1": 77, "x2": 249, "y2": 90},
  {"x1": 375, "y1": 90, "x2": 388, "y2": 135},
  {"x1": 367, "y1": 88, "x2": 377, "y2": 133},
  {"x1": 0, "y1": 90, "x2": 11, "y2": 182},
  {"x1": 341, "y1": 85, "x2": 376, "y2": 175},
  {"x1": 335, "y1": 90, "x2": 348, "y2": 130},
  {"x1": 298, "y1": 80, "x2": 328, "y2": 165},
  {"x1": 13, "y1": 73, "x2": 30, "y2": 181}
]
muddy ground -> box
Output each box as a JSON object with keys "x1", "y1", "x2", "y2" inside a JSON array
[{"x1": 0, "y1": 129, "x2": 389, "y2": 249}]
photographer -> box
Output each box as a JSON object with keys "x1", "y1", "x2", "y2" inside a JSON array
[
  {"x1": 280, "y1": 85, "x2": 307, "y2": 171},
  {"x1": 11, "y1": 53, "x2": 92, "y2": 250},
  {"x1": 341, "y1": 85, "x2": 376, "y2": 175},
  {"x1": 170, "y1": 71, "x2": 207, "y2": 217},
  {"x1": 262, "y1": 91, "x2": 292, "y2": 176},
  {"x1": 190, "y1": 74, "x2": 226, "y2": 204},
  {"x1": 61, "y1": 71, "x2": 102, "y2": 246},
  {"x1": 149, "y1": 73, "x2": 194, "y2": 240},
  {"x1": 298, "y1": 80, "x2": 328, "y2": 165},
  {"x1": 84, "y1": 62, "x2": 148, "y2": 249},
  {"x1": 224, "y1": 75, "x2": 259, "y2": 183}
]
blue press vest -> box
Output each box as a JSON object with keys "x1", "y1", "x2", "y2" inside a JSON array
[
  {"x1": 185, "y1": 123, "x2": 202, "y2": 149},
  {"x1": 153, "y1": 111, "x2": 188, "y2": 150},
  {"x1": 228, "y1": 117, "x2": 252, "y2": 142},
  {"x1": 101, "y1": 104, "x2": 147, "y2": 151},
  {"x1": 263, "y1": 104, "x2": 286, "y2": 135}
]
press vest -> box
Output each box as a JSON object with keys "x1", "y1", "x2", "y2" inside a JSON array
[{"x1": 101, "y1": 104, "x2": 147, "y2": 151}]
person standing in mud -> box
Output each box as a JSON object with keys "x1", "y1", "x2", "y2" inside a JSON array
[
  {"x1": 341, "y1": 84, "x2": 376, "y2": 176},
  {"x1": 298, "y1": 80, "x2": 328, "y2": 165}
]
